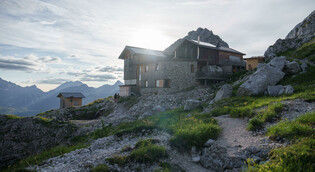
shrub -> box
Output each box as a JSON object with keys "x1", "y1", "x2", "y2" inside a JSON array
[
  {"x1": 246, "y1": 139, "x2": 315, "y2": 172},
  {"x1": 230, "y1": 107, "x2": 254, "y2": 118},
  {"x1": 106, "y1": 155, "x2": 128, "y2": 166},
  {"x1": 85, "y1": 98, "x2": 105, "y2": 107},
  {"x1": 210, "y1": 106, "x2": 231, "y2": 116},
  {"x1": 130, "y1": 140, "x2": 168, "y2": 163},
  {"x1": 267, "y1": 120, "x2": 313, "y2": 140},
  {"x1": 134, "y1": 139, "x2": 159, "y2": 148},
  {"x1": 91, "y1": 164, "x2": 109, "y2": 172},
  {"x1": 247, "y1": 118, "x2": 264, "y2": 131},
  {"x1": 295, "y1": 112, "x2": 315, "y2": 125},
  {"x1": 170, "y1": 123, "x2": 220, "y2": 149},
  {"x1": 4, "y1": 114, "x2": 23, "y2": 119}
]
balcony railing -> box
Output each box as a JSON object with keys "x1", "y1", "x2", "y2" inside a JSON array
[
  {"x1": 197, "y1": 59, "x2": 246, "y2": 67},
  {"x1": 218, "y1": 59, "x2": 246, "y2": 67},
  {"x1": 195, "y1": 70, "x2": 228, "y2": 80}
]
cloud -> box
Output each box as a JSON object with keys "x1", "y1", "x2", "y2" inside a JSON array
[
  {"x1": 0, "y1": 54, "x2": 61, "y2": 72},
  {"x1": 39, "y1": 56, "x2": 61, "y2": 63},
  {"x1": 81, "y1": 74, "x2": 116, "y2": 82},
  {"x1": 36, "y1": 78, "x2": 71, "y2": 84},
  {"x1": 98, "y1": 66, "x2": 123, "y2": 72},
  {"x1": 0, "y1": 56, "x2": 39, "y2": 71}
]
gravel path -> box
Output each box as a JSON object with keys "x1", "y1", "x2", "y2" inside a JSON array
[{"x1": 214, "y1": 115, "x2": 266, "y2": 156}]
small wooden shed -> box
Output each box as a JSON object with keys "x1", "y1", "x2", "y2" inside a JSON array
[
  {"x1": 245, "y1": 56, "x2": 265, "y2": 70},
  {"x1": 57, "y1": 92, "x2": 85, "y2": 108}
]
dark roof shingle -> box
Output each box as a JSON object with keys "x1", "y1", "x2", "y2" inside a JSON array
[{"x1": 57, "y1": 92, "x2": 85, "y2": 98}]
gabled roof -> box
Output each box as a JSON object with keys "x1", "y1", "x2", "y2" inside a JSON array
[
  {"x1": 186, "y1": 39, "x2": 246, "y2": 55},
  {"x1": 118, "y1": 46, "x2": 167, "y2": 59},
  {"x1": 57, "y1": 92, "x2": 85, "y2": 98},
  {"x1": 244, "y1": 56, "x2": 264, "y2": 59}
]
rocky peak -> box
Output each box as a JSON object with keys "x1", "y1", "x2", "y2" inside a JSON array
[
  {"x1": 285, "y1": 10, "x2": 315, "y2": 39},
  {"x1": 54, "y1": 81, "x2": 84, "y2": 91},
  {"x1": 114, "y1": 80, "x2": 123, "y2": 86},
  {"x1": 264, "y1": 10, "x2": 315, "y2": 59},
  {"x1": 164, "y1": 27, "x2": 229, "y2": 53}
]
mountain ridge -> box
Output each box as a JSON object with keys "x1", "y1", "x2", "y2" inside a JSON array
[{"x1": 0, "y1": 78, "x2": 122, "y2": 116}]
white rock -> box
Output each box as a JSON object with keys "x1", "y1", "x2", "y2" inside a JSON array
[{"x1": 214, "y1": 84, "x2": 232, "y2": 102}]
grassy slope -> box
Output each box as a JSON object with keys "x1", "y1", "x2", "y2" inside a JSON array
[
  {"x1": 277, "y1": 38, "x2": 315, "y2": 62},
  {"x1": 208, "y1": 42, "x2": 315, "y2": 171},
  {"x1": 4, "y1": 108, "x2": 220, "y2": 171}
]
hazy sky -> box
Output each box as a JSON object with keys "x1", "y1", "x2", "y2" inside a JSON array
[{"x1": 0, "y1": 0, "x2": 314, "y2": 91}]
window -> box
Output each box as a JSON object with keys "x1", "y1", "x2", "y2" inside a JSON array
[
  {"x1": 156, "y1": 80, "x2": 164, "y2": 88},
  {"x1": 145, "y1": 65, "x2": 149, "y2": 72},
  {"x1": 74, "y1": 100, "x2": 79, "y2": 106},
  {"x1": 155, "y1": 64, "x2": 160, "y2": 71},
  {"x1": 156, "y1": 80, "x2": 160, "y2": 87},
  {"x1": 191, "y1": 64, "x2": 194, "y2": 73},
  {"x1": 145, "y1": 80, "x2": 148, "y2": 87},
  {"x1": 208, "y1": 56, "x2": 215, "y2": 60},
  {"x1": 164, "y1": 79, "x2": 171, "y2": 88},
  {"x1": 155, "y1": 80, "x2": 170, "y2": 88},
  {"x1": 229, "y1": 56, "x2": 240, "y2": 61},
  {"x1": 139, "y1": 66, "x2": 141, "y2": 81}
]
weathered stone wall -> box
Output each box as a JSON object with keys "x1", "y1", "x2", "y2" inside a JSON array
[
  {"x1": 140, "y1": 59, "x2": 198, "y2": 94},
  {"x1": 163, "y1": 60, "x2": 199, "y2": 89}
]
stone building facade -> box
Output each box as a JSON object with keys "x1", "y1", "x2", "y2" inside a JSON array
[{"x1": 118, "y1": 39, "x2": 246, "y2": 96}]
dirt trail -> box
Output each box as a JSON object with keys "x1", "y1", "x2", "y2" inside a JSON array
[{"x1": 214, "y1": 115, "x2": 266, "y2": 156}]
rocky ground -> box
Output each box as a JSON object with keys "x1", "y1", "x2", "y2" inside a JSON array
[
  {"x1": 29, "y1": 114, "x2": 282, "y2": 172},
  {"x1": 68, "y1": 86, "x2": 217, "y2": 134},
  {"x1": 0, "y1": 116, "x2": 82, "y2": 169}
]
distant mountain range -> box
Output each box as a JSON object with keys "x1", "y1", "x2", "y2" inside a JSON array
[{"x1": 0, "y1": 78, "x2": 122, "y2": 116}]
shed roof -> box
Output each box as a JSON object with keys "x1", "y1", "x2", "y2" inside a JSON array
[
  {"x1": 57, "y1": 92, "x2": 85, "y2": 98},
  {"x1": 187, "y1": 39, "x2": 245, "y2": 55},
  {"x1": 118, "y1": 46, "x2": 168, "y2": 59},
  {"x1": 244, "y1": 56, "x2": 265, "y2": 60}
]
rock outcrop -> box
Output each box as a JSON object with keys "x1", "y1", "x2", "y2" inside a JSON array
[
  {"x1": 284, "y1": 61, "x2": 301, "y2": 74},
  {"x1": 264, "y1": 10, "x2": 315, "y2": 59},
  {"x1": 238, "y1": 57, "x2": 286, "y2": 96},
  {"x1": 0, "y1": 115, "x2": 80, "y2": 169},
  {"x1": 184, "y1": 99, "x2": 202, "y2": 111},
  {"x1": 214, "y1": 84, "x2": 233, "y2": 102},
  {"x1": 267, "y1": 85, "x2": 294, "y2": 96},
  {"x1": 164, "y1": 28, "x2": 229, "y2": 53}
]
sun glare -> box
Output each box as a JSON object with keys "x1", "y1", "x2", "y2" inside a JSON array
[{"x1": 130, "y1": 27, "x2": 173, "y2": 50}]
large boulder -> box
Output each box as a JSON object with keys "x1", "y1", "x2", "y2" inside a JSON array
[
  {"x1": 184, "y1": 99, "x2": 202, "y2": 111},
  {"x1": 214, "y1": 84, "x2": 232, "y2": 102},
  {"x1": 300, "y1": 60, "x2": 309, "y2": 72},
  {"x1": 238, "y1": 57, "x2": 286, "y2": 96},
  {"x1": 268, "y1": 85, "x2": 295, "y2": 96},
  {"x1": 200, "y1": 140, "x2": 244, "y2": 171},
  {"x1": 284, "y1": 61, "x2": 301, "y2": 74},
  {"x1": 267, "y1": 85, "x2": 284, "y2": 96},
  {"x1": 268, "y1": 56, "x2": 287, "y2": 70}
]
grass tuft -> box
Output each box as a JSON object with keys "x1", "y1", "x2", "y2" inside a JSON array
[
  {"x1": 130, "y1": 140, "x2": 168, "y2": 164},
  {"x1": 267, "y1": 112, "x2": 315, "y2": 140},
  {"x1": 246, "y1": 138, "x2": 315, "y2": 172},
  {"x1": 91, "y1": 164, "x2": 109, "y2": 172}
]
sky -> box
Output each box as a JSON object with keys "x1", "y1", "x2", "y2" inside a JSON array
[{"x1": 0, "y1": 0, "x2": 314, "y2": 91}]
